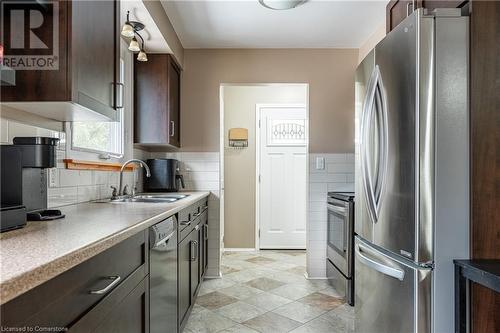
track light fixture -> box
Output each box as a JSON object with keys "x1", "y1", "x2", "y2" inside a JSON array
[{"x1": 121, "y1": 11, "x2": 148, "y2": 61}]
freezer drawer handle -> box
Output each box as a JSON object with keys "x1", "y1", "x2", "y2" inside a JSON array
[{"x1": 356, "y1": 243, "x2": 405, "y2": 281}]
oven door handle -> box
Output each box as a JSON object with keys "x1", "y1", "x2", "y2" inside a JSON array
[{"x1": 327, "y1": 204, "x2": 347, "y2": 215}]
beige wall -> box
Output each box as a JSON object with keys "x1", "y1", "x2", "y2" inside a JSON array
[
  {"x1": 223, "y1": 85, "x2": 307, "y2": 248},
  {"x1": 358, "y1": 23, "x2": 386, "y2": 64},
  {"x1": 181, "y1": 49, "x2": 358, "y2": 153}
]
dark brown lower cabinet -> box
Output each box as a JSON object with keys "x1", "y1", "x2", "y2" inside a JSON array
[
  {"x1": 178, "y1": 199, "x2": 209, "y2": 331},
  {"x1": 72, "y1": 271, "x2": 149, "y2": 333},
  {"x1": 0, "y1": 231, "x2": 148, "y2": 332}
]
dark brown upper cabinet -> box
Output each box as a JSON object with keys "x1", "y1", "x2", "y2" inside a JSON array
[
  {"x1": 386, "y1": 0, "x2": 468, "y2": 32},
  {"x1": 134, "y1": 54, "x2": 181, "y2": 148},
  {"x1": 0, "y1": 0, "x2": 121, "y2": 122}
]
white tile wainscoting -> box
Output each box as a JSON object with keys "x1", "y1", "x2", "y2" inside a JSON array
[
  {"x1": 150, "y1": 152, "x2": 222, "y2": 278},
  {"x1": 307, "y1": 153, "x2": 355, "y2": 278}
]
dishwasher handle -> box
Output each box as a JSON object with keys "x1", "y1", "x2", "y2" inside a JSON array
[{"x1": 152, "y1": 231, "x2": 175, "y2": 248}]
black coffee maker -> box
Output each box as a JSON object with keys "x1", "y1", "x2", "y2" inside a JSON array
[
  {"x1": 144, "y1": 159, "x2": 185, "y2": 192},
  {"x1": 0, "y1": 137, "x2": 64, "y2": 232}
]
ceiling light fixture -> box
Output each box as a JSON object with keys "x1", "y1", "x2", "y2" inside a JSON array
[{"x1": 258, "y1": 0, "x2": 307, "y2": 10}]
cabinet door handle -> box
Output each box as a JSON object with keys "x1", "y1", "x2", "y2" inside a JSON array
[
  {"x1": 114, "y1": 83, "x2": 124, "y2": 109},
  {"x1": 195, "y1": 224, "x2": 199, "y2": 231},
  {"x1": 170, "y1": 121, "x2": 175, "y2": 137},
  {"x1": 204, "y1": 224, "x2": 208, "y2": 241},
  {"x1": 190, "y1": 240, "x2": 198, "y2": 261},
  {"x1": 89, "y1": 275, "x2": 121, "y2": 295},
  {"x1": 406, "y1": 0, "x2": 415, "y2": 16},
  {"x1": 194, "y1": 240, "x2": 199, "y2": 260}
]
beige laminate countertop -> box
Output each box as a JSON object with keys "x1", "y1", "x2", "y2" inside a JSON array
[{"x1": 0, "y1": 191, "x2": 210, "y2": 305}]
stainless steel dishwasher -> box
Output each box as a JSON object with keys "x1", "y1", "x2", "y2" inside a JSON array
[{"x1": 149, "y1": 216, "x2": 178, "y2": 333}]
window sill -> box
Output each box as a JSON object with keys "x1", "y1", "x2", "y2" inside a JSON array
[{"x1": 63, "y1": 159, "x2": 135, "y2": 172}]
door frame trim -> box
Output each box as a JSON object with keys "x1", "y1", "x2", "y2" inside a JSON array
[{"x1": 255, "y1": 102, "x2": 309, "y2": 250}]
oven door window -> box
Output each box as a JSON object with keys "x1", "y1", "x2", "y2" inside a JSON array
[{"x1": 328, "y1": 205, "x2": 347, "y2": 258}]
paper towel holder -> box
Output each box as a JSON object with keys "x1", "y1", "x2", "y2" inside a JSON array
[{"x1": 228, "y1": 128, "x2": 248, "y2": 148}]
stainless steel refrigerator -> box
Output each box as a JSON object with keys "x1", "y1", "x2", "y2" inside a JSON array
[{"x1": 354, "y1": 9, "x2": 469, "y2": 333}]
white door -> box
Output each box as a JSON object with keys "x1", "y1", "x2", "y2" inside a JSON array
[{"x1": 258, "y1": 105, "x2": 307, "y2": 249}]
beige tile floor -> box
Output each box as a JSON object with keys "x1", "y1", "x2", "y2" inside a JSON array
[{"x1": 183, "y1": 250, "x2": 355, "y2": 333}]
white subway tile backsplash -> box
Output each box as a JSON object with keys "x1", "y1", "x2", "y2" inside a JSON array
[
  {"x1": 59, "y1": 169, "x2": 82, "y2": 187},
  {"x1": 48, "y1": 187, "x2": 78, "y2": 208},
  {"x1": 188, "y1": 171, "x2": 220, "y2": 182},
  {"x1": 77, "y1": 185, "x2": 99, "y2": 203},
  {"x1": 309, "y1": 182, "x2": 328, "y2": 193},
  {"x1": 327, "y1": 182, "x2": 355, "y2": 192},
  {"x1": 308, "y1": 191, "x2": 326, "y2": 202},
  {"x1": 346, "y1": 173, "x2": 355, "y2": 183},
  {"x1": 326, "y1": 163, "x2": 354, "y2": 174},
  {"x1": 307, "y1": 153, "x2": 355, "y2": 278},
  {"x1": 308, "y1": 211, "x2": 326, "y2": 221},
  {"x1": 93, "y1": 171, "x2": 109, "y2": 185},
  {"x1": 308, "y1": 202, "x2": 326, "y2": 212},
  {"x1": 309, "y1": 173, "x2": 347, "y2": 183}
]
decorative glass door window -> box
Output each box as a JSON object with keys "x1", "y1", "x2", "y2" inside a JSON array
[{"x1": 267, "y1": 119, "x2": 306, "y2": 146}]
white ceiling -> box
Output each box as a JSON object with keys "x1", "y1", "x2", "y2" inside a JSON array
[{"x1": 160, "y1": 0, "x2": 387, "y2": 48}]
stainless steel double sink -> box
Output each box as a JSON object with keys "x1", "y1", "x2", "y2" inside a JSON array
[{"x1": 109, "y1": 193, "x2": 189, "y2": 203}]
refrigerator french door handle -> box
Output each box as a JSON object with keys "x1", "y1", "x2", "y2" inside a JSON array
[
  {"x1": 360, "y1": 66, "x2": 380, "y2": 223},
  {"x1": 373, "y1": 71, "x2": 389, "y2": 217},
  {"x1": 355, "y1": 242, "x2": 405, "y2": 281},
  {"x1": 360, "y1": 65, "x2": 389, "y2": 224}
]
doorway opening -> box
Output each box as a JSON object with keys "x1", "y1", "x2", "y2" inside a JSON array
[{"x1": 219, "y1": 84, "x2": 309, "y2": 254}]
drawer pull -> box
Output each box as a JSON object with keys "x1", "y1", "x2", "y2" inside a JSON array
[
  {"x1": 89, "y1": 276, "x2": 121, "y2": 295},
  {"x1": 193, "y1": 212, "x2": 201, "y2": 217},
  {"x1": 180, "y1": 220, "x2": 191, "y2": 226}
]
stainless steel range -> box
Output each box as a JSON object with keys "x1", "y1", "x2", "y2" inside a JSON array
[{"x1": 326, "y1": 192, "x2": 354, "y2": 306}]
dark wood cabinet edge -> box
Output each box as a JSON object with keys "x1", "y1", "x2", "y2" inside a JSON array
[{"x1": 133, "y1": 142, "x2": 181, "y2": 150}]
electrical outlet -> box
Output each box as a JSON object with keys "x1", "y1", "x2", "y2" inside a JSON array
[
  {"x1": 48, "y1": 168, "x2": 58, "y2": 187},
  {"x1": 316, "y1": 157, "x2": 325, "y2": 170}
]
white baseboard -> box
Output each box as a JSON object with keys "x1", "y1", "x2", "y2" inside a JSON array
[
  {"x1": 203, "y1": 273, "x2": 222, "y2": 279},
  {"x1": 304, "y1": 273, "x2": 328, "y2": 280},
  {"x1": 223, "y1": 248, "x2": 256, "y2": 252}
]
